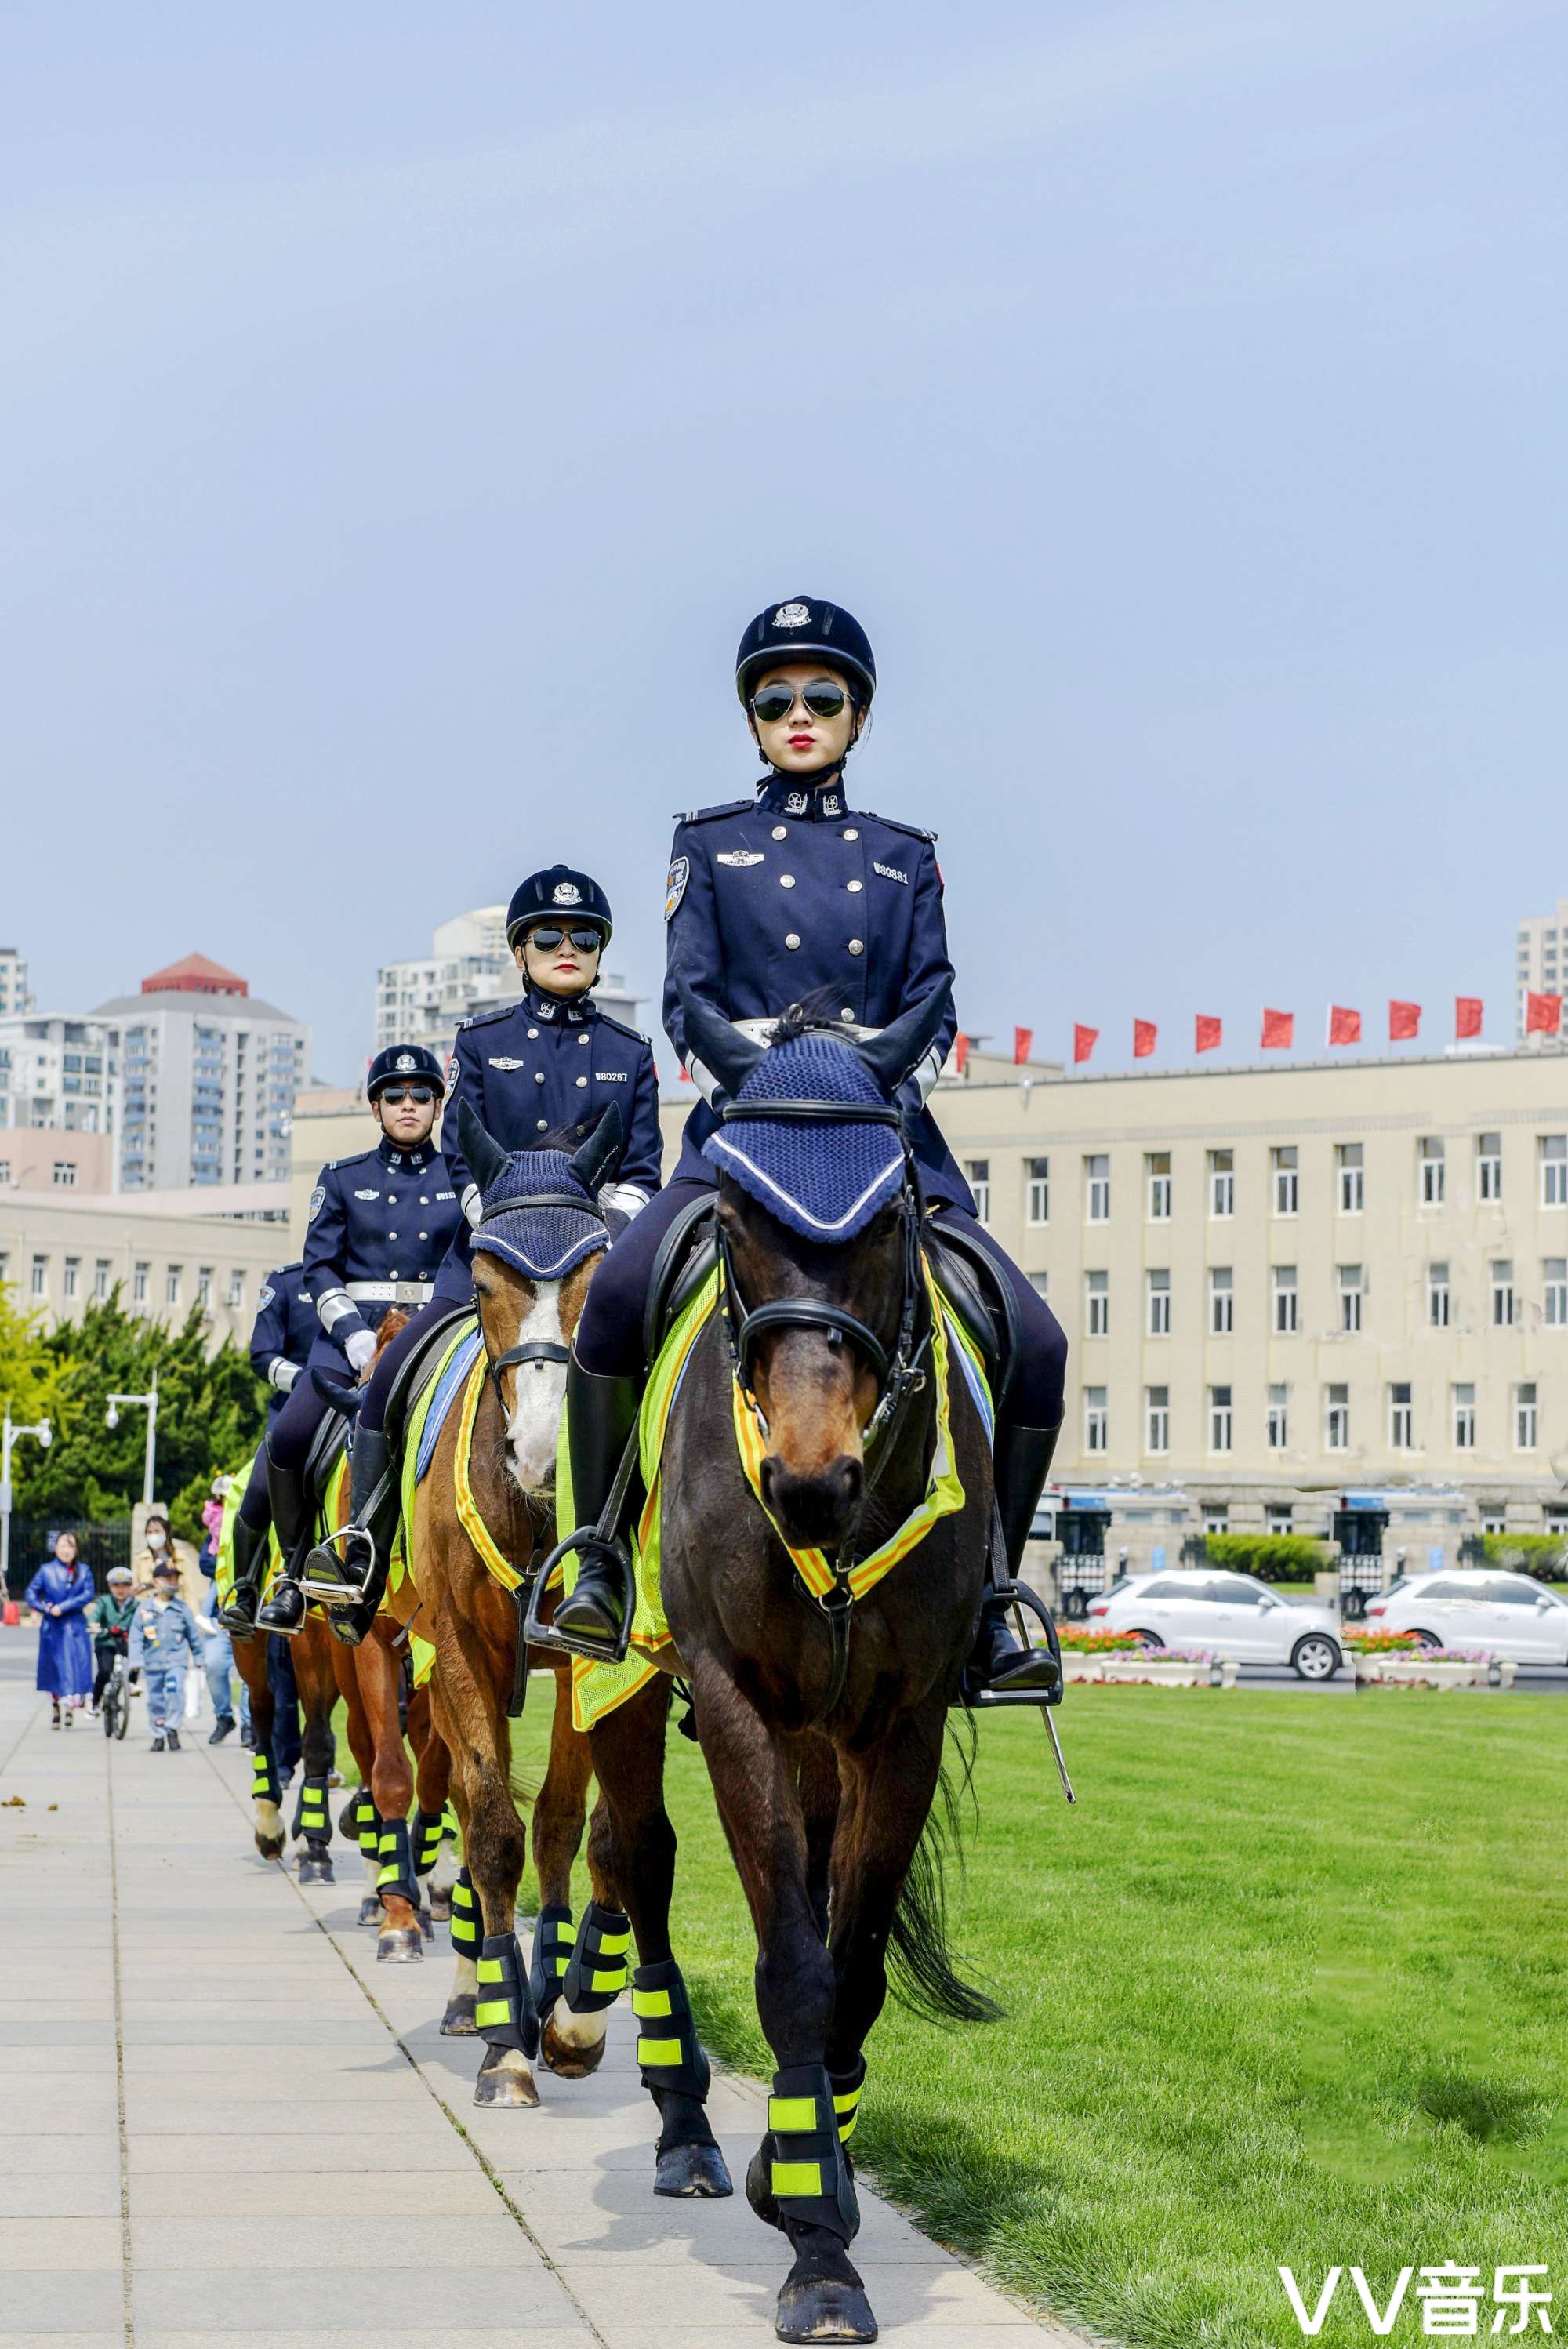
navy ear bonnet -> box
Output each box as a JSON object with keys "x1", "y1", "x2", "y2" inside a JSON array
[
  {"x1": 471, "y1": 1150, "x2": 608, "y2": 1282},
  {"x1": 702, "y1": 1033, "x2": 906, "y2": 1243}
]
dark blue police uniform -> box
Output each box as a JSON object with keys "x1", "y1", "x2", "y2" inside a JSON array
[{"x1": 249, "y1": 1262, "x2": 319, "y2": 1417}]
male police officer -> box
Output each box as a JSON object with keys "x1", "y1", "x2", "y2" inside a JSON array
[{"x1": 249, "y1": 1262, "x2": 318, "y2": 1415}]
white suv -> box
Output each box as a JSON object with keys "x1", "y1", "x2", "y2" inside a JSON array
[
  {"x1": 1367, "y1": 1570, "x2": 1568, "y2": 1663},
  {"x1": 1090, "y1": 1570, "x2": 1343, "y2": 1679}
]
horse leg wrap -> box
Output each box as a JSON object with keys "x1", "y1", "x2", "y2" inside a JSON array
[
  {"x1": 828, "y1": 2053, "x2": 866, "y2": 2148},
  {"x1": 251, "y1": 1752, "x2": 281, "y2": 1809},
  {"x1": 767, "y1": 2063, "x2": 860, "y2": 2244},
  {"x1": 292, "y1": 1775, "x2": 332, "y2": 1843},
  {"x1": 527, "y1": 1904, "x2": 575, "y2": 2020},
  {"x1": 563, "y1": 1900, "x2": 632, "y2": 2012},
  {"x1": 411, "y1": 1808, "x2": 446, "y2": 1875},
  {"x1": 358, "y1": 1799, "x2": 382, "y2": 1860},
  {"x1": 375, "y1": 1817, "x2": 418, "y2": 1909},
  {"x1": 633, "y1": 1960, "x2": 710, "y2": 2102},
  {"x1": 476, "y1": 1931, "x2": 539, "y2": 2059},
  {"x1": 449, "y1": 1866, "x2": 481, "y2": 1960}
]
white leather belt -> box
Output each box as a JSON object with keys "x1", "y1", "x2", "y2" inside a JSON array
[
  {"x1": 732, "y1": 1015, "x2": 882, "y2": 1044},
  {"x1": 346, "y1": 1280, "x2": 434, "y2": 1305}
]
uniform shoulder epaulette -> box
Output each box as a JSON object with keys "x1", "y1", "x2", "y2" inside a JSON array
[
  {"x1": 672, "y1": 797, "x2": 755, "y2": 826},
  {"x1": 594, "y1": 1010, "x2": 652, "y2": 1047},
  {"x1": 861, "y1": 811, "x2": 938, "y2": 844},
  {"x1": 327, "y1": 1145, "x2": 376, "y2": 1172},
  {"x1": 458, "y1": 1003, "x2": 515, "y2": 1033}
]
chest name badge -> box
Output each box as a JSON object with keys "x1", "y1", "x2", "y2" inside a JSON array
[
  {"x1": 487, "y1": 1056, "x2": 526, "y2": 1070},
  {"x1": 595, "y1": 1069, "x2": 628, "y2": 1081},
  {"x1": 873, "y1": 861, "x2": 909, "y2": 884},
  {"x1": 717, "y1": 850, "x2": 764, "y2": 868}
]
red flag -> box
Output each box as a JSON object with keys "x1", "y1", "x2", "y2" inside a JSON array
[
  {"x1": 1455, "y1": 996, "x2": 1483, "y2": 1039},
  {"x1": 953, "y1": 1033, "x2": 971, "y2": 1076},
  {"x1": 1073, "y1": 1023, "x2": 1098, "y2": 1065},
  {"x1": 1328, "y1": 1004, "x2": 1361, "y2": 1046},
  {"x1": 1195, "y1": 1015, "x2": 1221, "y2": 1054},
  {"x1": 1013, "y1": 1026, "x2": 1033, "y2": 1066},
  {"x1": 1133, "y1": 1019, "x2": 1156, "y2": 1059},
  {"x1": 1389, "y1": 999, "x2": 1421, "y2": 1041},
  {"x1": 1261, "y1": 1008, "x2": 1294, "y2": 1049},
  {"x1": 1527, "y1": 991, "x2": 1562, "y2": 1035}
]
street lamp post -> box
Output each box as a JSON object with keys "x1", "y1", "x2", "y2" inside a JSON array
[
  {"x1": 105, "y1": 1372, "x2": 159, "y2": 1509},
  {"x1": 0, "y1": 1412, "x2": 54, "y2": 1599}
]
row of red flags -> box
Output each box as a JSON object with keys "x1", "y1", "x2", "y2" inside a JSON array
[{"x1": 947, "y1": 994, "x2": 1563, "y2": 1073}]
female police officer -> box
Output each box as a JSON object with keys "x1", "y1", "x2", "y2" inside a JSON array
[
  {"x1": 249, "y1": 1044, "x2": 460, "y2": 1636},
  {"x1": 301, "y1": 863, "x2": 662, "y2": 1644},
  {"x1": 556, "y1": 597, "x2": 1066, "y2": 1694}
]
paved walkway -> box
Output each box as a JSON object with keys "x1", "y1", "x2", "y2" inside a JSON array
[{"x1": 0, "y1": 1634, "x2": 1068, "y2": 2347}]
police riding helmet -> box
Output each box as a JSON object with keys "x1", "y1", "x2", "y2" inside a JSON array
[
  {"x1": 735, "y1": 597, "x2": 877, "y2": 710},
  {"x1": 505, "y1": 866, "x2": 613, "y2": 953},
  {"x1": 365, "y1": 1044, "x2": 447, "y2": 1103}
]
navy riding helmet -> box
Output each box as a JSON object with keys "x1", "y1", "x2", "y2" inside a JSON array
[
  {"x1": 505, "y1": 865, "x2": 613, "y2": 951},
  {"x1": 735, "y1": 597, "x2": 877, "y2": 709},
  {"x1": 365, "y1": 1044, "x2": 447, "y2": 1102}
]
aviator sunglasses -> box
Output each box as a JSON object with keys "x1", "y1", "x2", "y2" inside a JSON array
[
  {"x1": 525, "y1": 925, "x2": 604, "y2": 953},
  {"x1": 750, "y1": 679, "x2": 848, "y2": 726},
  {"x1": 379, "y1": 1084, "x2": 437, "y2": 1106}
]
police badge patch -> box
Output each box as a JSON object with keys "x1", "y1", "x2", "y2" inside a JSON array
[
  {"x1": 553, "y1": 880, "x2": 582, "y2": 905},
  {"x1": 307, "y1": 1185, "x2": 325, "y2": 1222},
  {"x1": 445, "y1": 1055, "x2": 459, "y2": 1093},
  {"x1": 395, "y1": 1051, "x2": 416, "y2": 1073},
  {"x1": 773, "y1": 601, "x2": 811, "y2": 628},
  {"x1": 664, "y1": 855, "x2": 690, "y2": 921},
  {"x1": 258, "y1": 1284, "x2": 275, "y2": 1309}
]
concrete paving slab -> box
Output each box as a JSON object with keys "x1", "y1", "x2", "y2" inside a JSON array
[
  {"x1": 132, "y1": 2264, "x2": 583, "y2": 2332},
  {"x1": 126, "y1": 2169, "x2": 503, "y2": 2220},
  {"x1": 0, "y1": 2176, "x2": 122, "y2": 2219},
  {"x1": 0, "y1": 2216, "x2": 123, "y2": 2270},
  {"x1": 0, "y1": 2270, "x2": 125, "y2": 2329},
  {"x1": 133, "y1": 2212, "x2": 544, "y2": 2269}
]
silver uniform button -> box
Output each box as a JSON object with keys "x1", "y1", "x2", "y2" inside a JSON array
[
  {"x1": 579, "y1": 1032, "x2": 590, "y2": 1044},
  {"x1": 780, "y1": 873, "x2": 795, "y2": 888},
  {"x1": 535, "y1": 1070, "x2": 545, "y2": 1084},
  {"x1": 847, "y1": 879, "x2": 862, "y2": 893},
  {"x1": 772, "y1": 825, "x2": 787, "y2": 840},
  {"x1": 785, "y1": 933, "x2": 801, "y2": 950},
  {"x1": 848, "y1": 939, "x2": 864, "y2": 957},
  {"x1": 419, "y1": 1231, "x2": 428, "y2": 1239},
  {"x1": 390, "y1": 1269, "x2": 398, "y2": 1278},
  {"x1": 843, "y1": 827, "x2": 858, "y2": 840},
  {"x1": 420, "y1": 1196, "x2": 430, "y2": 1205},
  {"x1": 536, "y1": 1119, "x2": 548, "y2": 1131},
  {"x1": 388, "y1": 1232, "x2": 397, "y2": 1240},
  {"x1": 841, "y1": 1008, "x2": 855, "y2": 1022},
  {"x1": 575, "y1": 1074, "x2": 588, "y2": 1087},
  {"x1": 528, "y1": 1028, "x2": 538, "y2": 1039}
]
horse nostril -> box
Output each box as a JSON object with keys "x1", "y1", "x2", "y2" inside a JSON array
[{"x1": 834, "y1": 1458, "x2": 862, "y2": 1514}]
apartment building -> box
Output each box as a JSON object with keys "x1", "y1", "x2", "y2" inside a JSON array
[
  {"x1": 0, "y1": 949, "x2": 32, "y2": 1019},
  {"x1": 0, "y1": 1014, "x2": 118, "y2": 1141},
  {"x1": 93, "y1": 955, "x2": 307, "y2": 1192},
  {"x1": 376, "y1": 909, "x2": 641, "y2": 1066},
  {"x1": 1515, "y1": 897, "x2": 1568, "y2": 1041}
]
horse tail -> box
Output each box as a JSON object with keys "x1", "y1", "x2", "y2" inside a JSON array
[{"x1": 886, "y1": 1712, "x2": 1003, "y2": 2028}]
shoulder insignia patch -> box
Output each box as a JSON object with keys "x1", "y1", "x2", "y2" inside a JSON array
[
  {"x1": 307, "y1": 1185, "x2": 325, "y2": 1223},
  {"x1": 665, "y1": 856, "x2": 690, "y2": 922},
  {"x1": 445, "y1": 1053, "x2": 459, "y2": 1091},
  {"x1": 716, "y1": 849, "x2": 764, "y2": 868},
  {"x1": 257, "y1": 1284, "x2": 274, "y2": 1309}
]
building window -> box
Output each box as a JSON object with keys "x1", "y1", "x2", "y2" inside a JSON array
[
  {"x1": 30, "y1": 1254, "x2": 47, "y2": 1297},
  {"x1": 132, "y1": 1262, "x2": 149, "y2": 1305},
  {"x1": 93, "y1": 1259, "x2": 111, "y2": 1300},
  {"x1": 1146, "y1": 1268, "x2": 1171, "y2": 1337},
  {"x1": 1208, "y1": 1385, "x2": 1233, "y2": 1453},
  {"x1": 1477, "y1": 1131, "x2": 1502, "y2": 1202},
  {"x1": 1338, "y1": 1264, "x2": 1363, "y2": 1334},
  {"x1": 1085, "y1": 1269, "x2": 1109, "y2": 1338},
  {"x1": 1085, "y1": 1153, "x2": 1109, "y2": 1222},
  {"x1": 1272, "y1": 1265, "x2": 1298, "y2": 1334},
  {"x1": 1209, "y1": 1149, "x2": 1234, "y2": 1218},
  {"x1": 1209, "y1": 1265, "x2": 1233, "y2": 1335},
  {"x1": 63, "y1": 1258, "x2": 80, "y2": 1301},
  {"x1": 1146, "y1": 1152, "x2": 1171, "y2": 1220},
  {"x1": 1337, "y1": 1142, "x2": 1363, "y2": 1214},
  {"x1": 1483, "y1": 1512, "x2": 1506, "y2": 1537},
  {"x1": 1025, "y1": 1156, "x2": 1049, "y2": 1224},
  {"x1": 1145, "y1": 1385, "x2": 1170, "y2": 1454},
  {"x1": 1084, "y1": 1386, "x2": 1108, "y2": 1454},
  {"x1": 1419, "y1": 1137, "x2": 1446, "y2": 1206},
  {"x1": 227, "y1": 1269, "x2": 245, "y2": 1309},
  {"x1": 1389, "y1": 1381, "x2": 1414, "y2": 1450},
  {"x1": 1547, "y1": 1260, "x2": 1568, "y2": 1327},
  {"x1": 1272, "y1": 1146, "x2": 1298, "y2": 1217},
  {"x1": 1203, "y1": 1505, "x2": 1229, "y2": 1536},
  {"x1": 1266, "y1": 1384, "x2": 1289, "y2": 1450},
  {"x1": 52, "y1": 1160, "x2": 76, "y2": 1187},
  {"x1": 1266, "y1": 1501, "x2": 1294, "y2": 1534},
  {"x1": 964, "y1": 1160, "x2": 991, "y2": 1223},
  {"x1": 197, "y1": 1266, "x2": 213, "y2": 1308},
  {"x1": 1515, "y1": 1382, "x2": 1538, "y2": 1451},
  {"x1": 1326, "y1": 1384, "x2": 1349, "y2": 1451},
  {"x1": 1491, "y1": 1259, "x2": 1515, "y2": 1328},
  {"x1": 165, "y1": 1265, "x2": 183, "y2": 1306},
  {"x1": 1453, "y1": 1383, "x2": 1476, "y2": 1449},
  {"x1": 1428, "y1": 1262, "x2": 1450, "y2": 1329},
  {"x1": 1541, "y1": 1135, "x2": 1568, "y2": 1207}
]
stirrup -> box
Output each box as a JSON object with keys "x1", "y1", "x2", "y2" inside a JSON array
[
  {"x1": 525, "y1": 1532, "x2": 633, "y2": 1666},
  {"x1": 298, "y1": 1526, "x2": 375, "y2": 1608},
  {"x1": 966, "y1": 1581, "x2": 1064, "y2": 1710},
  {"x1": 256, "y1": 1576, "x2": 307, "y2": 1636}
]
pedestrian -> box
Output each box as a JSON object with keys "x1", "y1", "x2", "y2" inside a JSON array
[
  {"x1": 131, "y1": 1512, "x2": 202, "y2": 1607},
  {"x1": 196, "y1": 1577, "x2": 247, "y2": 1745},
  {"x1": 129, "y1": 1561, "x2": 204, "y2": 1752},
  {"x1": 88, "y1": 1565, "x2": 139, "y2": 1716},
  {"x1": 24, "y1": 1531, "x2": 96, "y2": 1729}
]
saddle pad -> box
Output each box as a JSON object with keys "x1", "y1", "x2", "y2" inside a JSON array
[{"x1": 414, "y1": 1325, "x2": 485, "y2": 1485}]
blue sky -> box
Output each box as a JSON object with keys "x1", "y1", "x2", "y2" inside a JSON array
[{"x1": 2, "y1": 2, "x2": 1562, "y2": 1083}]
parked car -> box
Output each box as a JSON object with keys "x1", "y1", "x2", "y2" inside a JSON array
[
  {"x1": 1367, "y1": 1570, "x2": 1568, "y2": 1663},
  {"x1": 1088, "y1": 1570, "x2": 1343, "y2": 1679}
]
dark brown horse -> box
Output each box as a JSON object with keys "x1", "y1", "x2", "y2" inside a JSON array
[
  {"x1": 230, "y1": 1605, "x2": 342, "y2": 1875},
  {"x1": 580, "y1": 986, "x2": 997, "y2": 2342}
]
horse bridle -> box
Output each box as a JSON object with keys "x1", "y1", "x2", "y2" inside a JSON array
[{"x1": 474, "y1": 1186, "x2": 608, "y2": 1403}]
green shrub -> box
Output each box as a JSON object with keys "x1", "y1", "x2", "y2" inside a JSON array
[
  {"x1": 1203, "y1": 1532, "x2": 1330, "y2": 1584},
  {"x1": 1481, "y1": 1531, "x2": 1568, "y2": 1581}
]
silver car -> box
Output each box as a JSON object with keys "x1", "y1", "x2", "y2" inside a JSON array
[
  {"x1": 1089, "y1": 1570, "x2": 1344, "y2": 1679},
  {"x1": 1367, "y1": 1570, "x2": 1568, "y2": 1662}
]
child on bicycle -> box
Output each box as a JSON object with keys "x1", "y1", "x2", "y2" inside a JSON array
[
  {"x1": 129, "y1": 1561, "x2": 203, "y2": 1752},
  {"x1": 88, "y1": 1565, "x2": 138, "y2": 1718}
]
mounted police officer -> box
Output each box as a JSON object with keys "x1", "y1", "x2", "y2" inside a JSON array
[
  {"x1": 299, "y1": 862, "x2": 662, "y2": 1644},
  {"x1": 216, "y1": 1261, "x2": 328, "y2": 1633},
  {"x1": 247, "y1": 1043, "x2": 461, "y2": 1637},
  {"x1": 557, "y1": 597, "x2": 1067, "y2": 1693}
]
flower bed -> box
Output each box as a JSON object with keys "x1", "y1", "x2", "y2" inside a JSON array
[
  {"x1": 1342, "y1": 1628, "x2": 1422, "y2": 1654},
  {"x1": 1353, "y1": 1645, "x2": 1515, "y2": 1690},
  {"x1": 1055, "y1": 1628, "x2": 1145, "y2": 1653},
  {"x1": 1064, "y1": 1646, "x2": 1237, "y2": 1690}
]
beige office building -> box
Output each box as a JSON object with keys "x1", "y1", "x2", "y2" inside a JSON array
[{"x1": 0, "y1": 1193, "x2": 286, "y2": 1349}]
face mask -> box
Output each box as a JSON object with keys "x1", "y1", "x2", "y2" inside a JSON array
[{"x1": 148, "y1": 1529, "x2": 166, "y2": 1550}]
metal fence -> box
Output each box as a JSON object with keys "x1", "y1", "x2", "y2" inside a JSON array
[
  {"x1": 1057, "y1": 1552, "x2": 1109, "y2": 1618},
  {"x1": 1337, "y1": 1552, "x2": 1387, "y2": 1620},
  {"x1": 5, "y1": 1520, "x2": 132, "y2": 1600}
]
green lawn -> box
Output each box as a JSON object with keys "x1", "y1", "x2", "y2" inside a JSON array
[{"x1": 508, "y1": 1688, "x2": 1568, "y2": 2349}]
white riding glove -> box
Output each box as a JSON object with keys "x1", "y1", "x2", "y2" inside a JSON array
[{"x1": 343, "y1": 1328, "x2": 377, "y2": 1374}]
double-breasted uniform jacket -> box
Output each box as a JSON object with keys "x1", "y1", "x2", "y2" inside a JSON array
[
  {"x1": 249, "y1": 1260, "x2": 320, "y2": 1413},
  {"x1": 300, "y1": 1138, "x2": 463, "y2": 1367},
  {"x1": 435, "y1": 986, "x2": 662, "y2": 1298},
  {"x1": 662, "y1": 771, "x2": 972, "y2": 1207}
]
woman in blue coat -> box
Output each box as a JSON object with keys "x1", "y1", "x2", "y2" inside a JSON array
[{"x1": 25, "y1": 1530, "x2": 96, "y2": 1727}]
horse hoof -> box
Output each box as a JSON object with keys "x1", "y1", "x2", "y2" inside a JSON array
[
  {"x1": 441, "y1": 1995, "x2": 478, "y2": 2037},
  {"x1": 255, "y1": 1835, "x2": 285, "y2": 1862},
  {"x1": 376, "y1": 1928, "x2": 424, "y2": 1964},
  {"x1": 655, "y1": 2140, "x2": 733, "y2": 2198},
  {"x1": 296, "y1": 1854, "x2": 333, "y2": 1886},
  {"x1": 540, "y1": 2009, "x2": 608, "y2": 2079},
  {"x1": 474, "y1": 2052, "x2": 540, "y2": 2108},
  {"x1": 746, "y1": 2144, "x2": 783, "y2": 2231},
  {"x1": 357, "y1": 1896, "x2": 382, "y2": 1927},
  {"x1": 775, "y1": 2278, "x2": 877, "y2": 2343},
  {"x1": 429, "y1": 1890, "x2": 452, "y2": 1922}
]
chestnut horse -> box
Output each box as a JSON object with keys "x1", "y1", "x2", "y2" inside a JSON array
[{"x1": 230, "y1": 1607, "x2": 342, "y2": 1874}]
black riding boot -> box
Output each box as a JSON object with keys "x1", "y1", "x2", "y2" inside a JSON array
[
  {"x1": 255, "y1": 1449, "x2": 310, "y2": 1637},
  {"x1": 968, "y1": 1420, "x2": 1063, "y2": 1695},
  {"x1": 302, "y1": 1427, "x2": 400, "y2": 1650},
  {"x1": 219, "y1": 1511, "x2": 267, "y2": 1637},
  {"x1": 550, "y1": 1360, "x2": 641, "y2": 1653}
]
